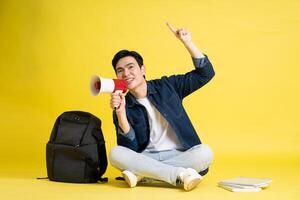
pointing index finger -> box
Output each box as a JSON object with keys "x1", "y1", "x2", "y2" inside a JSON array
[{"x1": 166, "y1": 22, "x2": 177, "y2": 34}]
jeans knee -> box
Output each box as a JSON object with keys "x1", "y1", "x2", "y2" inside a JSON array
[
  {"x1": 109, "y1": 146, "x2": 126, "y2": 167},
  {"x1": 191, "y1": 144, "x2": 214, "y2": 170},
  {"x1": 201, "y1": 144, "x2": 213, "y2": 164}
]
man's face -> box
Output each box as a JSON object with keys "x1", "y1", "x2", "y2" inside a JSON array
[{"x1": 115, "y1": 56, "x2": 146, "y2": 90}]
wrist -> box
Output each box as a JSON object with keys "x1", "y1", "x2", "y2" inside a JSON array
[
  {"x1": 116, "y1": 110, "x2": 126, "y2": 118},
  {"x1": 183, "y1": 40, "x2": 193, "y2": 47}
]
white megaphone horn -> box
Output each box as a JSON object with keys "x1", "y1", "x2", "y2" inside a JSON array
[{"x1": 90, "y1": 75, "x2": 128, "y2": 96}]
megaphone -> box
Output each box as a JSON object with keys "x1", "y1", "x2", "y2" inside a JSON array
[{"x1": 90, "y1": 75, "x2": 128, "y2": 96}]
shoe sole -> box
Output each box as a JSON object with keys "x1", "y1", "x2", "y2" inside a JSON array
[
  {"x1": 184, "y1": 177, "x2": 202, "y2": 191},
  {"x1": 122, "y1": 171, "x2": 137, "y2": 188}
]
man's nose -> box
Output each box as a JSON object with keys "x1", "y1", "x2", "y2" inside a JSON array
[{"x1": 123, "y1": 68, "x2": 130, "y2": 77}]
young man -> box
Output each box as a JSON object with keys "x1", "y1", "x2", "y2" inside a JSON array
[{"x1": 109, "y1": 23, "x2": 215, "y2": 191}]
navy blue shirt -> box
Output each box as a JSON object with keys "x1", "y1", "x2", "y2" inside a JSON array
[{"x1": 113, "y1": 55, "x2": 215, "y2": 152}]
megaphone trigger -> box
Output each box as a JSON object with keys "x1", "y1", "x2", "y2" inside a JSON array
[{"x1": 113, "y1": 90, "x2": 123, "y2": 95}]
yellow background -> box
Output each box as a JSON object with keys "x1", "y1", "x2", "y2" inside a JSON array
[{"x1": 0, "y1": 0, "x2": 299, "y2": 199}]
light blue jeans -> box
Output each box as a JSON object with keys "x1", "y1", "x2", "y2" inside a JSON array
[{"x1": 109, "y1": 144, "x2": 213, "y2": 186}]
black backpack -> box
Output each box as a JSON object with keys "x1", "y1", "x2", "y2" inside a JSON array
[{"x1": 46, "y1": 111, "x2": 108, "y2": 183}]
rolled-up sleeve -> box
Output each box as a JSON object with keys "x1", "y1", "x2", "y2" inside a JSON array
[
  {"x1": 117, "y1": 124, "x2": 136, "y2": 141},
  {"x1": 192, "y1": 55, "x2": 208, "y2": 69}
]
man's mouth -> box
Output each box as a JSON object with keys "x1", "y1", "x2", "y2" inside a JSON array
[{"x1": 125, "y1": 78, "x2": 134, "y2": 84}]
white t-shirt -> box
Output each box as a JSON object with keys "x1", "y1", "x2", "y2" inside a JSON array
[{"x1": 136, "y1": 97, "x2": 183, "y2": 152}]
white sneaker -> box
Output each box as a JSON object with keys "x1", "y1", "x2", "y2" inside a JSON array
[
  {"x1": 121, "y1": 170, "x2": 142, "y2": 188},
  {"x1": 178, "y1": 168, "x2": 203, "y2": 191}
]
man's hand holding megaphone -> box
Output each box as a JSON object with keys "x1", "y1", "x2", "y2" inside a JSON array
[{"x1": 110, "y1": 91, "x2": 126, "y2": 113}]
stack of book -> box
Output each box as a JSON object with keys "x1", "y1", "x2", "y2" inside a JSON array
[{"x1": 218, "y1": 177, "x2": 272, "y2": 192}]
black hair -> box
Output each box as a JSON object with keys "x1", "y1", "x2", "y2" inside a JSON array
[{"x1": 112, "y1": 50, "x2": 144, "y2": 72}]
